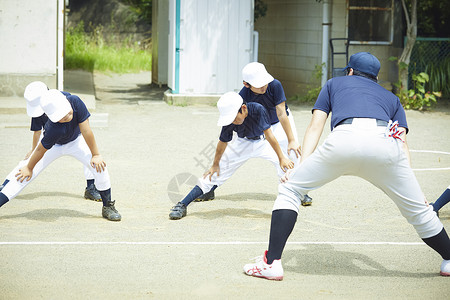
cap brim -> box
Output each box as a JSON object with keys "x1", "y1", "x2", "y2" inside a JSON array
[
  {"x1": 27, "y1": 103, "x2": 44, "y2": 117},
  {"x1": 249, "y1": 74, "x2": 274, "y2": 88},
  {"x1": 26, "y1": 97, "x2": 44, "y2": 117},
  {"x1": 217, "y1": 114, "x2": 235, "y2": 127}
]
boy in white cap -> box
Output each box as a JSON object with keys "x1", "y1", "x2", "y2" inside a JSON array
[
  {"x1": 0, "y1": 81, "x2": 102, "y2": 202},
  {"x1": 0, "y1": 89, "x2": 121, "y2": 221},
  {"x1": 233, "y1": 62, "x2": 312, "y2": 206},
  {"x1": 169, "y1": 92, "x2": 294, "y2": 220}
]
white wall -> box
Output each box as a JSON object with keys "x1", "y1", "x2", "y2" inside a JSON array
[
  {"x1": 169, "y1": 0, "x2": 254, "y2": 94},
  {"x1": 0, "y1": 0, "x2": 58, "y2": 96}
]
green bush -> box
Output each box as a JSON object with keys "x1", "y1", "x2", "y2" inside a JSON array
[
  {"x1": 390, "y1": 56, "x2": 442, "y2": 110},
  {"x1": 290, "y1": 63, "x2": 324, "y2": 104},
  {"x1": 394, "y1": 71, "x2": 441, "y2": 110},
  {"x1": 65, "y1": 22, "x2": 151, "y2": 73}
]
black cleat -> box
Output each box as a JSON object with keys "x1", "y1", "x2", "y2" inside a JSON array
[
  {"x1": 194, "y1": 190, "x2": 215, "y2": 202},
  {"x1": 301, "y1": 194, "x2": 312, "y2": 206},
  {"x1": 102, "y1": 200, "x2": 121, "y2": 221},
  {"x1": 85, "y1": 184, "x2": 102, "y2": 202},
  {"x1": 169, "y1": 202, "x2": 187, "y2": 220}
]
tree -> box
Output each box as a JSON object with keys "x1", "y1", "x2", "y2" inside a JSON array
[{"x1": 398, "y1": 0, "x2": 417, "y2": 90}]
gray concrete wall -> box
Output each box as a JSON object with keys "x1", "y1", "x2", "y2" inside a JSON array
[
  {"x1": 255, "y1": 0, "x2": 402, "y2": 98},
  {"x1": 0, "y1": 0, "x2": 58, "y2": 96},
  {"x1": 255, "y1": 0, "x2": 323, "y2": 98}
]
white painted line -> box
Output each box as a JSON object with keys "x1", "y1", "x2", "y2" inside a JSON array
[
  {"x1": 0, "y1": 241, "x2": 425, "y2": 246},
  {"x1": 410, "y1": 150, "x2": 450, "y2": 155},
  {"x1": 410, "y1": 149, "x2": 450, "y2": 171}
]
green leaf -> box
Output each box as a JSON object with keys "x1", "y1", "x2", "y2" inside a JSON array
[
  {"x1": 419, "y1": 72, "x2": 429, "y2": 81},
  {"x1": 399, "y1": 62, "x2": 408, "y2": 70}
]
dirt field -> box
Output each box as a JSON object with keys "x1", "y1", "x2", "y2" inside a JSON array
[{"x1": 0, "y1": 72, "x2": 449, "y2": 299}]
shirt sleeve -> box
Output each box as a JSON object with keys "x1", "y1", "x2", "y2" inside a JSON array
[
  {"x1": 270, "y1": 80, "x2": 287, "y2": 106},
  {"x1": 258, "y1": 106, "x2": 271, "y2": 132},
  {"x1": 219, "y1": 125, "x2": 234, "y2": 143},
  {"x1": 69, "y1": 95, "x2": 91, "y2": 124},
  {"x1": 392, "y1": 97, "x2": 409, "y2": 133},
  {"x1": 40, "y1": 123, "x2": 59, "y2": 150},
  {"x1": 30, "y1": 116, "x2": 45, "y2": 131},
  {"x1": 313, "y1": 80, "x2": 331, "y2": 114}
]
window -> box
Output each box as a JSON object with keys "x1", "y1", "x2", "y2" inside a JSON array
[{"x1": 347, "y1": 0, "x2": 394, "y2": 44}]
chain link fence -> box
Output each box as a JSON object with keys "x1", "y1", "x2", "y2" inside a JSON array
[{"x1": 408, "y1": 37, "x2": 450, "y2": 98}]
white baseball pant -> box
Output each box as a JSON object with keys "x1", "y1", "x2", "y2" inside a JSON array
[
  {"x1": 273, "y1": 118, "x2": 443, "y2": 239},
  {"x1": 197, "y1": 135, "x2": 290, "y2": 193},
  {"x1": 1, "y1": 134, "x2": 110, "y2": 200},
  {"x1": 4, "y1": 135, "x2": 95, "y2": 182}
]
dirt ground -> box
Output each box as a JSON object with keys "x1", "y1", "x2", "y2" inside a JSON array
[{"x1": 0, "y1": 71, "x2": 449, "y2": 299}]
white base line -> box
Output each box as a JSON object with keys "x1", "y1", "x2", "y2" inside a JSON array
[
  {"x1": 0, "y1": 241, "x2": 425, "y2": 246},
  {"x1": 410, "y1": 149, "x2": 450, "y2": 171}
]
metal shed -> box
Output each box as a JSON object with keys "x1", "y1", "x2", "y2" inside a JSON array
[{"x1": 166, "y1": 0, "x2": 255, "y2": 96}]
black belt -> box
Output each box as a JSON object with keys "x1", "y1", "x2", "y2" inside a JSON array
[
  {"x1": 336, "y1": 118, "x2": 388, "y2": 127},
  {"x1": 246, "y1": 136, "x2": 261, "y2": 140}
]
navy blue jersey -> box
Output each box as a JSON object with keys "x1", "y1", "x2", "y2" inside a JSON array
[
  {"x1": 239, "y1": 79, "x2": 288, "y2": 125},
  {"x1": 30, "y1": 114, "x2": 49, "y2": 131},
  {"x1": 219, "y1": 102, "x2": 271, "y2": 143},
  {"x1": 314, "y1": 75, "x2": 408, "y2": 131},
  {"x1": 41, "y1": 93, "x2": 90, "y2": 149}
]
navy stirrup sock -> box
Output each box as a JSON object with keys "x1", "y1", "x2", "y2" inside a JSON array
[
  {"x1": 433, "y1": 189, "x2": 450, "y2": 212},
  {"x1": 266, "y1": 209, "x2": 298, "y2": 264},
  {"x1": 1, "y1": 179, "x2": 9, "y2": 187},
  {"x1": 0, "y1": 193, "x2": 9, "y2": 208},
  {"x1": 99, "y1": 189, "x2": 112, "y2": 206},
  {"x1": 86, "y1": 179, "x2": 95, "y2": 188},
  {"x1": 181, "y1": 185, "x2": 204, "y2": 206},
  {"x1": 422, "y1": 228, "x2": 450, "y2": 260}
]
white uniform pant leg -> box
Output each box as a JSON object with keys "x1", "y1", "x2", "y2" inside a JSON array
[
  {"x1": 356, "y1": 133, "x2": 443, "y2": 239},
  {"x1": 65, "y1": 135, "x2": 111, "y2": 191},
  {"x1": 271, "y1": 113, "x2": 301, "y2": 164},
  {"x1": 83, "y1": 166, "x2": 95, "y2": 181},
  {"x1": 272, "y1": 129, "x2": 354, "y2": 213},
  {"x1": 5, "y1": 160, "x2": 28, "y2": 181},
  {"x1": 197, "y1": 138, "x2": 256, "y2": 194},
  {"x1": 5, "y1": 132, "x2": 45, "y2": 181},
  {"x1": 256, "y1": 139, "x2": 286, "y2": 178},
  {"x1": 1, "y1": 144, "x2": 64, "y2": 200}
]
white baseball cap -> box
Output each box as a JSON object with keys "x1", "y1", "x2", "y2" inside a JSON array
[
  {"x1": 40, "y1": 89, "x2": 72, "y2": 123},
  {"x1": 217, "y1": 92, "x2": 244, "y2": 126},
  {"x1": 23, "y1": 81, "x2": 48, "y2": 117},
  {"x1": 242, "y1": 62, "x2": 274, "y2": 88}
]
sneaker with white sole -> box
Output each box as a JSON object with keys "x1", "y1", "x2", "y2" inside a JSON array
[
  {"x1": 243, "y1": 250, "x2": 283, "y2": 280},
  {"x1": 441, "y1": 260, "x2": 450, "y2": 276}
]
